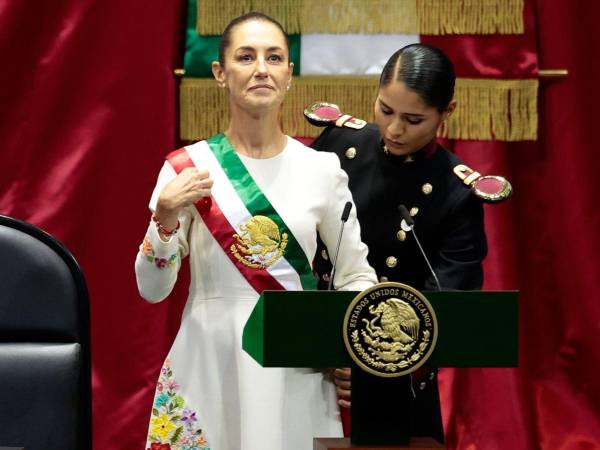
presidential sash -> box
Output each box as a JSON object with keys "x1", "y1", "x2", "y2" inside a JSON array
[{"x1": 166, "y1": 133, "x2": 317, "y2": 294}]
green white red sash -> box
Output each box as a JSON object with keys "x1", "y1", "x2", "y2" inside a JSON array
[{"x1": 166, "y1": 133, "x2": 316, "y2": 293}]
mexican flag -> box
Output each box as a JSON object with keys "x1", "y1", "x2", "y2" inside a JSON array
[{"x1": 180, "y1": 0, "x2": 537, "y2": 141}]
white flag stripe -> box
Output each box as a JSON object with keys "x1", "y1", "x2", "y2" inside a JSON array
[
  {"x1": 187, "y1": 142, "x2": 252, "y2": 232},
  {"x1": 300, "y1": 34, "x2": 420, "y2": 75},
  {"x1": 186, "y1": 141, "x2": 303, "y2": 291}
]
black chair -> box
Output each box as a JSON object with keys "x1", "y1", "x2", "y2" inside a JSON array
[{"x1": 0, "y1": 215, "x2": 91, "y2": 450}]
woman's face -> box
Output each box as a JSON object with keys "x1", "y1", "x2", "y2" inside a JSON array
[
  {"x1": 212, "y1": 20, "x2": 292, "y2": 113},
  {"x1": 374, "y1": 80, "x2": 453, "y2": 156}
]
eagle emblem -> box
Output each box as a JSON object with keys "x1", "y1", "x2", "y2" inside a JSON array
[
  {"x1": 231, "y1": 215, "x2": 288, "y2": 269},
  {"x1": 343, "y1": 282, "x2": 437, "y2": 377},
  {"x1": 362, "y1": 298, "x2": 421, "y2": 362}
]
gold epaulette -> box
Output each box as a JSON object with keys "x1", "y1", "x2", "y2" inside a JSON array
[
  {"x1": 303, "y1": 102, "x2": 366, "y2": 130},
  {"x1": 453, "y1": 164, "x2": 513, "y2": 203}
]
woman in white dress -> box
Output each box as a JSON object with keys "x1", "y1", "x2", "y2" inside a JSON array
[{"x1": 135, "y1": 12, "x2": 377, "y2": 450}]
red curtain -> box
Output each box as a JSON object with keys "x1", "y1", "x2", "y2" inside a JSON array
[
  {"x1": 1, "y1": 1, "x2": 599, "y2": 449},
  {"x1": 433, "y1": 1, "x2": 600, "y2": 448},
  {"x1": 0, "y1": 1, "x2": 187, "y2": 449}
]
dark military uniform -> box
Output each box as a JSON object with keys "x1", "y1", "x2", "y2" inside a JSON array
[{"x1": 311, "y1": 123, "x2": 488, "y2": 442}]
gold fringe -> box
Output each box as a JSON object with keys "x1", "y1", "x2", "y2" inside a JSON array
[
  {"x1": 179, "y1": 76, "x2": 538, "y2": 141},
  {"x1": 197, "y1": 0, "x2": 418, "y2": 35},
  {"x1": 444, "y1": 78, "x2": 538, "y2": 141},
  {"x1": 417, "y1": 0, "x2": 524, "y2": 35},
  {"x1": 197, "y1": 0, "x2": 522, "y2": 35}
]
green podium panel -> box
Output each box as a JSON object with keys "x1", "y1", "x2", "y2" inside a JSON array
[
  {"x1": 243, "y1": 288, "x2": 519, "y2": 447},
  {"x1": 243, "y1": 290, "x2": 519, "y2": 369}
]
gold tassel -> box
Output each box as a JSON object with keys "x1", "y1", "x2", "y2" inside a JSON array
[
  {"x1": 197, "y1": 0, "x2": 522, "y2": 35},
  {"x1": 179, "y1": 76, "x2": 537, "y2": 141}
]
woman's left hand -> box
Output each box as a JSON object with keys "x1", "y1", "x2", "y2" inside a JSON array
[{"x1": 332, "y1": 367, "x2": 351, "y2": 408}]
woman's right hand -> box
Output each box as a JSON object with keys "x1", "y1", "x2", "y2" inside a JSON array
[{"x1": 154, "y1": 167, "x2": 213, "y2": 231}]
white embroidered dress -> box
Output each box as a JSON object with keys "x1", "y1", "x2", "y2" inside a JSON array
[{"x1": 136, "y1": 136, "x2": 376, "y2": 450}]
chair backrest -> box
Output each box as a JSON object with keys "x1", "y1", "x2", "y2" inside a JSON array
[{"x1": 0, "y1": 215, "x2": 91, "y2": 450}]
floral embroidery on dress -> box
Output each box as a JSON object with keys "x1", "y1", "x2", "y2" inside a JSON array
[
  {"x1": 147, "y1": 358, "x2": 210, "y2": 450},
  {"x1": 140, "y1": 236, "x2": 178, "y2": 270}
]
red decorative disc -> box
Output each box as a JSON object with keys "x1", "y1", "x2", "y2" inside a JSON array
[
  {"x1": 472, "y1": 176, "x2": 513, "y2": 203},
  {"x1": 474, "y1": 177, "x2": 503, "y2": 195},
  {"x1": 314, "y1": 106, "x2": 341, "y2": 120}
]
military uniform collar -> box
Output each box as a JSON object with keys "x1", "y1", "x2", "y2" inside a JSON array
[{"x1": 381, "y1": 138, "x2": 438, "y2": 164}]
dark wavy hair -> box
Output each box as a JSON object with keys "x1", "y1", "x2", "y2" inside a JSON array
[
  {"x1": 379, "y1": 44, "x2": 455, "y2": 112},
  {"x1": 218, "y1": 12, "x2": 290, "y2": 67}
]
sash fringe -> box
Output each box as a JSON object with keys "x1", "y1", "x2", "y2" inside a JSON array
[
  {"x1": 196, "y1": 0, "x2": 523, "y2": 35},
  {"x1": 179, "y1": 76, "x2": 538, "y2": 141}
]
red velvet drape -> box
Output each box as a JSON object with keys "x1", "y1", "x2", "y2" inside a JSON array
[
  {"x1": 1, "y1": 1, "x2": 599, "y2": 449},
  {"x1": 433, "y1": 1, "x2": 600, "y2": 447},
  {"x1": 0, "y1": 1, "x2": 187, "y2": 449}
]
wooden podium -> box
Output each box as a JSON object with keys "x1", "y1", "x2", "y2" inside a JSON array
[
  {"x1": 314, "y1": 437, "x2": 444, "y2": 450},
  {"x1": 243, "y1": 289, "x2": 518, "y2": 449}
]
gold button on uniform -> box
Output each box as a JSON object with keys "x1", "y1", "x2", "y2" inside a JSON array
[
  {"x1": 419, "y1": 381, "x2": 427, "y2": 390},
  {"x1": 385, "y1": 256, "x2": 397, "y2": 268},
  {"x1": 422, "y1": 183, "x2": 433, "y2": 195},
  {"x1": 322, "y1": 273, "x2": 330, "y2": 282},
  {"x1": 379, "y1": 276, "x2": 389, "y2": 282},
  {"x1": 410, "y1": 207, "x2": 419, "y2": 217},
  {"x1": 396, "y1": 230, "x2": 406, "y2": 241},
  {"x1": 345, "y1": 147, "x2": 357, "y2": 159},
  {"x1": 321, "y1": 249, "x2": 328, "y2": 260}
]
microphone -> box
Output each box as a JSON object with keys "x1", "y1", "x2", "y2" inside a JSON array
[
  {"x1": 327, "y1": 201, "x2": 352, "y2": 290},
  {"x1": 398, "y1": 204, "x2": 442, "y2": 291},
  {"x1": 341, "y1": 201, "x2": 352, "y2": 222}
]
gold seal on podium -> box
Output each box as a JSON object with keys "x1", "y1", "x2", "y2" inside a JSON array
[{"x1": 343, "y1": 282, "x2": 438, "y2": 377}]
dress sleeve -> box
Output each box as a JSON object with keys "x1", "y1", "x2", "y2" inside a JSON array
[
  {"x1": 134, "y1": 161, "x2": 193, "y2": 303},
  {"x1": 427, "y1": 193, "x2": 488, "y2": 290},
  {"x1": 317, "y1": 154, "x2": 377, "y2": 291}
]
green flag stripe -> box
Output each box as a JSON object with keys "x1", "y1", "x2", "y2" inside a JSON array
[{"x1": 207, "y1": 133, "x2": 316, "y2": 290}]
